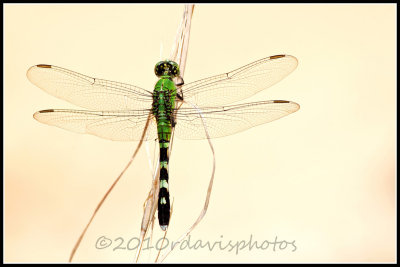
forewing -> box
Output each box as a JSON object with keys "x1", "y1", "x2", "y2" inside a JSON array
[
  {"x1": 180, "y1": 55, "x2": 298, "y2": 106},
  {"x1": 27, "y1": 64, "x2": 153, "y2": 110}
]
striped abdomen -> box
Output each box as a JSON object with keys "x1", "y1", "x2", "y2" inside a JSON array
[{"x1": 152, "y1": 77, "x2": 176, "y2": 230}]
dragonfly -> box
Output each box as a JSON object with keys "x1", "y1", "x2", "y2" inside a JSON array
[{"x1": 27, "y1": 54, "x2": 300, "y2": 231}]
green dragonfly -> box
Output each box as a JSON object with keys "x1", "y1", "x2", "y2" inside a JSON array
[{"x1": 27, "y1": 54, "x2": 300, "y2": 231}]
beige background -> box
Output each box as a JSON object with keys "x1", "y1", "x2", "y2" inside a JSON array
[{"x1": 4, "y1": 4, "x2": 396, "y2": 263}]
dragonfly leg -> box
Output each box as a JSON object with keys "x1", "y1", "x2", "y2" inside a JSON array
[
  {"x1": 176, "y1": 93, "x2": 183, "y2": 101},
  {"x1": 171, "y1": 116, "x2": 177, "y2": 127},
  {"x1": 175, "y1": 76, "x2": 184, "y2": 86}
]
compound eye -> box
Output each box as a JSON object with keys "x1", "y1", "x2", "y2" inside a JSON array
[
  {"x1": 171, "y1": 63, "x2": 180, "y2": 77},
  {"x1": 154, "y1": 62, "x2": 164, "y2": 76}
]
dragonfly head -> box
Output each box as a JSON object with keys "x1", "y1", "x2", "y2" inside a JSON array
[{"x1": 154, "y1": 60, "x2": 180, "y2": 78}]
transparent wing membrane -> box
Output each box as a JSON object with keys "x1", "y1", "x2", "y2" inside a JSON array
[
  {"x1": 34, "y1": 109, "x2": 157, "y2": 141},
  {"x1": 30, "y1": 55, "x2": 299, "y2": 142},
  {"x1": 173, "y1": 100, "x2": 300, "y2": 140},
  {"x1": 180, "y1": 55, "x2": 298, "y2": 107},
  {"x1": 27, "y1": 65, "x2": 154, "y2": 111}
]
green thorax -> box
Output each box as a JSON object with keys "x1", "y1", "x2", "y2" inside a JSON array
[
  {"x1": 152, "y1": 76, "x2": 177, "y2": 146},
  {"x1": 152, "y1": 76, "x2": 177, "y2": 117}
]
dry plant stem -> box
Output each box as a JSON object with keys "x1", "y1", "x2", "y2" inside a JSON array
[
  {"x1": 134, "y1": 164, "x2": 159, "y2": 262},
  {"x1": 158, "y1": 100, "x2": 216, "y2": 262},
  {"x1": 155, "y1": 4, "x2": 218, "y2": 261},
  {"x1": 68, "y1": 112, "x2": 152, "y2": 262},
  {"x1": 135, "y1": 4, "x2": 194, "y2": 263},
  {"x1": 169, "y1": 11, "x2": 184, "y2": 62},
  {"x1": 173, "y1": 4, "x2": 194, "y2": 77}
]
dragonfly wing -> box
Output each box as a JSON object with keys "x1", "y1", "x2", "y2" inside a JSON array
[
  {"x1": 173, "y1": 100, "x2": 299, "y2": 140},
  {"x1": 27, "y1": 64, "x2": 153, "y2": 110},
  {"x1": 34, "y1": 109, "x2": 157, "y2": 141},
  {"x1": 180, "y1": 55, "x2": 298, "y2": 106}
]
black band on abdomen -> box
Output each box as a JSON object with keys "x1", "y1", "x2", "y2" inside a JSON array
[{"x1": 160, "y1": 147, "x2": 168, "y2": 162}]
